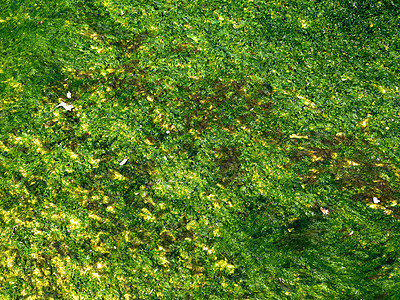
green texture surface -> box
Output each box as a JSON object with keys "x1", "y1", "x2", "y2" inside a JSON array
[{"x1": 1, "y1": 0, "x2": 399, "y2": 298}]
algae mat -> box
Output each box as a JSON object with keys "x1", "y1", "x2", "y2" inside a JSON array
[{"x1": 1, "y1": 0, "x2": 400, "y2": 298}]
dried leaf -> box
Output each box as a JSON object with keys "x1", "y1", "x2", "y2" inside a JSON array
[{"x1": 320, "y1": 207, "x2": 329, "y2": 215}]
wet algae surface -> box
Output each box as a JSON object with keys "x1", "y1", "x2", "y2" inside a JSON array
[{"x1": 1, "y1": 0, "x2": 400, "y2": 298}]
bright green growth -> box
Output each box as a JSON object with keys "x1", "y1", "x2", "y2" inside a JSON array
[{"x1": 1, "y1": 0, "x2": 400, "y2": 298}]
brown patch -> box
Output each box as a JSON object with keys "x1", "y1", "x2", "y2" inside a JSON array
[
  {"x1": 214, "y1": 146, "x2": 245, "y2": 186},
  {"x1": 176, "y1": 228, "x2": 195, "y2": 241},
  {"x1": 179, "y1": 79, "x2": 273, "y2": 137},
  {"x1": 67, "y1": 140, "x2": 78, "y2": 152},
  {"x1": 117, "y1": 32, "x2": 148, "y2": 53},
  {"x1": 188, "y1": 258, "x2": 204, "y2": 275},
  {"x1": 171, "y1": 43, "x2": 200, "y2": 54},
  {"x1": 289, "y1": 133, "x2": 399, "y2": 217},
  {"x1": 160, "y1": 230, "x2": 175, "y2": 248}
]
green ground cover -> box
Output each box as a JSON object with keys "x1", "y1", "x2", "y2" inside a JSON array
[{"x1": 1, "y1": 0, "x2": 400, "y2": 298}]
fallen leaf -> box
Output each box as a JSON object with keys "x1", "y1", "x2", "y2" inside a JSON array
[
  {"x1": 320, "y1": 207, "x2": 329, "y2": 215},
  {"x1": 56, "y1": 102, "x2": 74, "y2": 111}
]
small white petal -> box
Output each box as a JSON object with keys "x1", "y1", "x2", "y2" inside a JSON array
[
  {"x1": 119, "y1": 158, "x2": 128, "y2": 166},
  {"x1": 56, "y1": 102, "x2": 75, "y2": 111},
  {"x1": 67, "y1": 91, "x2": 72, "y2": 98},
  {"x1": 373, "y1": 197, "x2": 380, "y2": 204},
  {"x1": 166, "y1": 130, "x2": 170, "y2": 134}
]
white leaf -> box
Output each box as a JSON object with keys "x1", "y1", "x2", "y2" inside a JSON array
[
  {"x1": 373, "y1": 197, "x2": 380, "y2": 204},
  {"x1": 56, "y1": 102, "x2": 75, "y2": 111},
  {"x1": 119, "y1": 158, "x2": 128, "y2": 166},
  {"x1": 67, "y1": 91, "x2": 72, "y2": 98}
]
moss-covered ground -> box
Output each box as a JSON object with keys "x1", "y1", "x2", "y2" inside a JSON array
[{"x1": 1, "y1": 0, "x2": 400, "y2": 298}]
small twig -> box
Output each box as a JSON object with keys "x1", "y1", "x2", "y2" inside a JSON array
[{"x1": 9, "y1": 225, "x2": 18, "y2": 240}]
